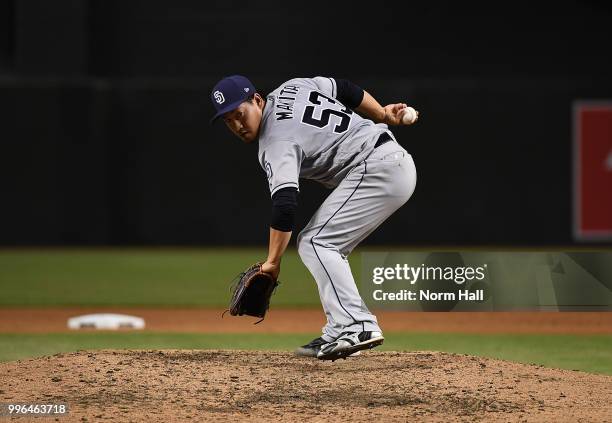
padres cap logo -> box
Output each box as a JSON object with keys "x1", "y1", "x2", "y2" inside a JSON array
[{"x1": 214, "y1": 90, "x2": 225, "y2": 104}]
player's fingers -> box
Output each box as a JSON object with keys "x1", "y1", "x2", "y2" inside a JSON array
[{"x1": 386, "y1": 104, "x2": 405, "y2": 124}]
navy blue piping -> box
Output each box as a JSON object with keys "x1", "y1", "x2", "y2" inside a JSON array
[
  {"x1": 270, "y1": 182, "x2": 299, "y2": 197},
  {"x1": 310, "y1": 160, "x2": 369, "y2": 326},
  {"x1": 328, "y1": 77, "x2": 336, "y2": 97}
]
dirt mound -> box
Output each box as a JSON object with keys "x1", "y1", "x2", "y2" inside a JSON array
[{"x1": 1, "y1": 350, "x2": 611, "y2": 422}]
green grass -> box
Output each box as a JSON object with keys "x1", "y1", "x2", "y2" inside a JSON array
[
  {"x1": 384, "y1": 333, "x2": 612, "y2": 375},
  {"x1": 0, "y1": 248, "x2": 336, "y2": 307},
  {"x1": 2, "y1": 249, "x2": 610, "y2": 376},
  {"x1": 1, "y1": 332, "x2": 611, "y2": 375}
]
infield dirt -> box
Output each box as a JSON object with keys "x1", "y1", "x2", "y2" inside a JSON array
[
  {"x1": 2, "y1": 350, "x2": 611, "y2": 422},
  {"x1": 2, "y1": 309, "x2": 611, "y2": 334}
]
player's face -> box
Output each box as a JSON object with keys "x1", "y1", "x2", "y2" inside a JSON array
[{"x1": 223, "y1": 95, "x2": 264, "y2": 144}]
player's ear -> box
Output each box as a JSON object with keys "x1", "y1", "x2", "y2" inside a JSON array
[{"x1": 254, "y1": 93, "x2": 264, "y2": 108}]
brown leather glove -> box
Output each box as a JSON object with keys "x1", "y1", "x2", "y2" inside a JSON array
[{"x1": 227, "y1": 263, "x2": 279, "y2": 324}]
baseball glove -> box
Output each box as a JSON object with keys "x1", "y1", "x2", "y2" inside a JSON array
[{"x1": 225, "y1": 262, "x2": 279, "y2": 324}]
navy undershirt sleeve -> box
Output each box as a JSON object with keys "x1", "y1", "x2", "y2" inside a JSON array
[
  {"x1": 271, "y1": 187, "x2": 298, "y2": 232},
  {"x1": 335, "y1": 78, "x2": 365, "y2": 109}
]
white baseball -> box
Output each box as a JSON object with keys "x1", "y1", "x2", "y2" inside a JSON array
[{"x1": 401, "y1": 107, "x2": 418, "y2": 125}]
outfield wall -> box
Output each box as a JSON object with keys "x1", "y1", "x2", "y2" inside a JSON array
[
  {"x1": 2, "y1": 77, "x2": 612, "y2": 245},
  {"x1": 2, "y1": 1, "x2": 612, "y2": 246}
]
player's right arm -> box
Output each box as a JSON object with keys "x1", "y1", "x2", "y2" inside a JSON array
[
  {"x1": 309, "y1": 76, "x2": 413, "y2": 126},
  {"x1": 356, "y1": 91, "x2": 409, "y2": 126}
]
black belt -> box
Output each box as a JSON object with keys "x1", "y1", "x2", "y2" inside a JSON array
[{"x1": 374, "y1": 132, "x2": 393, "y2": 149}]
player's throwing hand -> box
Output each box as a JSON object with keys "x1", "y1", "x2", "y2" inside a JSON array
[{"x1": 383, "y1": 103, "x2": 419, "y2": 126}]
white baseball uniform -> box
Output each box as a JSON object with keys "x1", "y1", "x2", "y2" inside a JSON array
[{"x1": 258, "y1": 77, "x2": 417, "y2": 340}]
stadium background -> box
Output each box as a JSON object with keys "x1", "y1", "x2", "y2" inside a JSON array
[{"x1": 2, "y1": 0, "x2": 612, "y2": 245}]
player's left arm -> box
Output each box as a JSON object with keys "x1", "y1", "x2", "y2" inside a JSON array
[
  {"x1": 262, "y1": 227, "x2": 292, "y2": 279},
  {"x1": 335, "y1": 78, "x2": 417, "y2": 126},
  {"x1": 261, "y1": 187, "x2": 298, "y2": 279},
  {"x1": 260, "y1": 141, "x2": 302, "y2": 279}
]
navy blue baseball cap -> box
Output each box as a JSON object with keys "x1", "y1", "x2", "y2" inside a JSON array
[{"x1": 210, "y1": 75, "x2": 257, "y2": 123}]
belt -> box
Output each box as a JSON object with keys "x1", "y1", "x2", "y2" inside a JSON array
[{"x1": 374, "y1": 132, "x2": 394, "y2": 149}]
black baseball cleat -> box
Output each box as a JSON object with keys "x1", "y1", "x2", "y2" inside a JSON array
[
  {"x1": 295, "y1": 336, "x2": 363, "y2": 358},
  {"x1": 294, "y1": 336, "x2": 330, "y2": 357},
  {"x1": 317, "y1": 331, "x2": 384, "y2": 361}
]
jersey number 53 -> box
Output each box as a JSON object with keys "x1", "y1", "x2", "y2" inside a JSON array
[{"x1": 301, "y1": 91, "x2": 353, "y2": 134}]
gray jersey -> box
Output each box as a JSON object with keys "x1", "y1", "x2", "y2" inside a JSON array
[{"x1": 257, "y1": 77, "x2": 391, "y2": 196}]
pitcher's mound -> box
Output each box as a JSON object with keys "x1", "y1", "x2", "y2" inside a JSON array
[{"x1": 2, "y1": 350, "x2": 610, "y2": 422}]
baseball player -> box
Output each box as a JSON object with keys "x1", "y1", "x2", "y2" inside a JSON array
[{"x1": 210, "y1": 75, "x2": 418, "y2": 360}]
